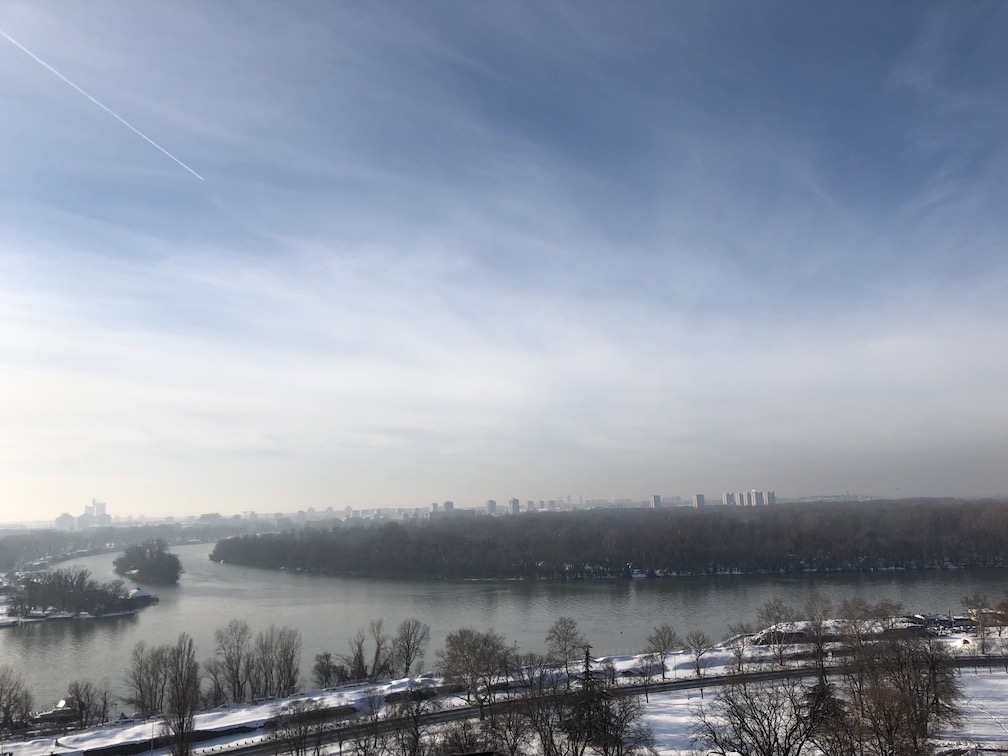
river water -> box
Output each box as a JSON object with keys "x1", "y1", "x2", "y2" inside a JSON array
[{"x1": 2, "y1": 543, "x2": 1005, "y2": 706}]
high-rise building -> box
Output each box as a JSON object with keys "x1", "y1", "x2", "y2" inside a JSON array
[
  {"x1": 651, "y1": 495, "x2": 661, "y2": 509},
  {"x1": 723, "y1": 492, "x2": 735, "y2": 506},
  {"x1": 486, "y1": 499, "x2": 497, "y2": 515},
  {"x1": 510, "y1": 498, "x2": 521, "y2": 515},
  {"x1": 443, "y1": 500, "x2": 454, "y2": 512},
  {"x1": 692, "y1": 494, "x2": 705, "y2": 507}
]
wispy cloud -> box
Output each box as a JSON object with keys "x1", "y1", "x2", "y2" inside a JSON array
[{"x1": 1, "y1": 2, "x2": 1006, "y2": 518}]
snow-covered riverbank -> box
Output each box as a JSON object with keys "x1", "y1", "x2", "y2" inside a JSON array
[{"x1": 5, "y1": 630, "x2": 1007, "y2": 756}]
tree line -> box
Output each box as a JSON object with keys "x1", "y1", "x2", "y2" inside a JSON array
[
  {"x1": 0, "y1": 521, "x2": 261, "y2": 573},
  {"x1": 209, "y1": 498, "x2": 1008, "y2": 579}
]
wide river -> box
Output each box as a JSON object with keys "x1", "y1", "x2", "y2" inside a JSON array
[{"x1": 2, "y1": 543, "x2": 1005, "y2": 707}]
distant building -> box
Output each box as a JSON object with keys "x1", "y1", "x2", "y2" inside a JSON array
[
  {"x1": 651, "y1": 495, "x2": 661, "y2": 509},
  {"x1": 692, "y1": 494, "x2": 705, "y2": 507},
  {"x1": 729, "y1": 489, "x2": 774, "y2": 506},
  {"x1": 510, "y1": 498, "x2": 521, "y2": 515},
  {"x1": 55, "y1": 513, "x2": 75, "y2": 531},
  {"x1": 723, "y1": 492, "x2": 735, "y2": 506},
  {"x1": 443, "y1": 501, "x2": 454, "y2": 512},
  {"x1": 486, "y1": 499, "x2": 497, "y2": 515}
]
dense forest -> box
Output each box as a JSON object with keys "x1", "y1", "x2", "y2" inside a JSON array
[{"x1": 209, "y1": 498, "x2": 1008, "y2": 579}]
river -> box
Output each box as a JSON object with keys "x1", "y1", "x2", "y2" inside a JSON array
[{"x1": 2, "y1": 543, "x2": 1005, "y2": 707}]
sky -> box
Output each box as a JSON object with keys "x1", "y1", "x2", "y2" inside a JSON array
[{"x1": 1, "y1": 2, "x2": 1007, "y2": 522}]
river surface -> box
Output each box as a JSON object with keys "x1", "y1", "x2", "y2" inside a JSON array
[{"x1": 2, "y1": 543, "x2": 1006, "y2": 706}]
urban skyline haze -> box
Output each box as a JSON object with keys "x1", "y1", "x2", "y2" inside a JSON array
[{"x1": 1, "y1": 2, "x2": 1006, "y2": 522}]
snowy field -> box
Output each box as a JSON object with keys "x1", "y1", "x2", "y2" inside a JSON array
[{"x1": 6, "y1": 635, "x2": 1008, "y2": 756}]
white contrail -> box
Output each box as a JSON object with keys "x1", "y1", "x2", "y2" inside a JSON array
[{"x1": 0, "y1": 26, "x2": 204, "y2": 180}]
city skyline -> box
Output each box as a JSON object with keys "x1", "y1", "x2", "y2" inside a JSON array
[{"x1": 2, "y1": 3, "x2": 1007, "y2": 522}]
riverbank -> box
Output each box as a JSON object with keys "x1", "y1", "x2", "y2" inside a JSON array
[{"x1": 4, "y1": 627, "x2": 1005, "y2": 756}]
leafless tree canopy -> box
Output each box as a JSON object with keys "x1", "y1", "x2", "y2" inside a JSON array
[
  {"x1": 644, "y1": 624, "x2": 680, "y2": 680},
  {"x1": 66, "y1": 680, "x2": 110, "y2": 728},
  {"x1": 693, "y1": 674, "x2": 818, "y2": 756},
  {"x1": 684, "y1": 630, "x2": 714, "y2": 677},
  {"x1": 214, "y1": 618, "x2": 253, "y2": 703},
  {"x1": 758, "y1": 598, "x2": 801, "y2": 667},
  {"x1": 269, "y1": 699, "x2": 326, "y2": 756},
  {"x1": 163, "y1": 633, "x2": 202, "y2": 756},
  {"x1": 546, "y1": 616, "x2": 587, "y2": 689},
  {"x1": 124, "y1": 641, "x2": 169, "y2": 718},
  {"x1": 694, "y1": 623, "x2": 962, "y2": 756},
  {"x1": 393, "y1": 617, "x2": 431, "y2": 678},
  {"x1": 0, "y1": 665, "x2": 33, "y2": 737}
]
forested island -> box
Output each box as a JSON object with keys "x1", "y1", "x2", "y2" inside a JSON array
[
  {"x1": 113, "y1": 539, "x2": 183, "y2": 584},
  {"x1": 209, "y1": 498, "x2": 1008, "y2": 579},
  {"x1": 5, "y1": 566, "x2": 144, "y2": 619}
]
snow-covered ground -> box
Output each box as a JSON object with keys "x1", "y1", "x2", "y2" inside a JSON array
[
  {"x1": 643, "y1": 671, "x2": 1008, "y2": 755},
  {"x1": 6, "y1": 633, "x2": 1007, "y2": 756}
]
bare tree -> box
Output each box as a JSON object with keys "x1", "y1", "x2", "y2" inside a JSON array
[
  {"x1": 963, "y1": 591, "x2": 990, "y2": 654},
  {"x1": 830, "y1": 633, "x2": 962, "y2": 756},
  {"x1": 275, "y1": 626, "x2": 302, "y2": 696},
  {"x1": 437, "y1": 718, "x2": 491, "y2": 754},
  {"x1": 393, "y1": 617, "x2": 431, "y2": 678},
  {"x1": 692, "y1": 674, "x2": 820, "y2": 756},
  {"x1": 487, "y1": 682, "x2": 533, "y2": 756},
  {"x1": 202, "y1": 657, "x2": 227, "y2": 708},
  {"x1": 593, "y1": 692, "x2": 658, "y2": 756},
  {"x1": 252, "y1": 625, "x2": 302, "y2": 698},
  {"x1": 724, "y1": 622, "x2": 755, "y2": 673},
  {"x1": 388, "y1": 684, "x2": 440, "y2": 756},
  {"x1": 214, "y1": 618, "x2": 253, "y2": 703},
  {"x1": 758, "y1": 598, "x2": 800, "y2": 667},
  {"x1": 311, "y1": 651, "x2": 343, "y2": 689},
  {"x1": 546, "y1": 616, "x2": 586, "y2": 689},
  {"x1": 644, "y1": 623, "x2": 680, "y2": 680},
  {"x1": 66, "y1": 680, "x2": 110, "y2": 728},
  {"x1": 368, "y1": 618, "x2": 392, "y2": 681},
  {"x1": 684, "y1": 630, "x2": 714, "y2": 677},
  {"x1": 437, "y1": 627, "x2": 507, "y2": 720},
  {"x1": 342, "y1": 629, "x2": 369, "y2": 681},
  {"x1": 514, "y1": 651, "x2": 590, "y2": 756},
  {"x1": 348, "y1": 688, "x2": 387, "y2": 756},
  {"x1": 804, "y1": 590, "x2": 834, "y2": 669},
  {"x1": 270, "y1": 699, "x2": 326, "y2": 756},
  {"x1": 0, "y1": 665, "x2": 34, "y2": 737},
  {"x1": 125, "y1": 641, "x2": 169, "y2": 717},
  {"x1": 631, "y1": 653, "x2": 662, "y2": 703},
  {"x1": 163, "y1": 633, "x2": 201, "y2": 756}
]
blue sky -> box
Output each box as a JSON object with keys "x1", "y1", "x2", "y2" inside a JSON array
[{"x1": 1, "y1": 2, "x2": 1006, "y2": 521}]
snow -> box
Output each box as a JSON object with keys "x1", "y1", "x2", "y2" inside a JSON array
[{"x1": 6, "y1": 632, "x2": 1008, "y2": 756}]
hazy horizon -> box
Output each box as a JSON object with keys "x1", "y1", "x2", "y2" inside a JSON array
[{"x1": 2, "y1": 3, "x2": 1006, "y2": 522}]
